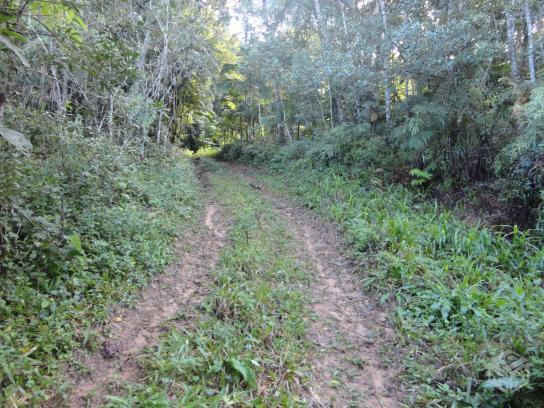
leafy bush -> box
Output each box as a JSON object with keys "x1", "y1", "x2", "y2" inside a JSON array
[
  {"x1": 216, "y1": 142, "x2": 244, "y2": 161},
  {"x1": 216, "y1": 142, "x2": 278, "y2": 165},
  {"x1": 219, "y1": 126, "x2": 402, "y2": 181},
  {"x1": 494, "y1": 86, "x2": 544, "y2": 224},
  {"x1": 0, "y1": 129, "x2": 199, "y2": 405}
]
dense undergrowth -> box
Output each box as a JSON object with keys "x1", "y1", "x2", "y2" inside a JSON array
[
  {"x1": 219, "y1": 137, "x2": 544, "y2": 407},
  {"x1": 0, "y1": 129, "x2": 199, "y2": 406},
  {"x1": 108, "y1": 163, "x2": 309, "y2": 407}
]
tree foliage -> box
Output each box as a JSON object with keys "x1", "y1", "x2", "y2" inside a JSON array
[{"x1": 217, "y1": 0, "x2": 544, "y2": 223}]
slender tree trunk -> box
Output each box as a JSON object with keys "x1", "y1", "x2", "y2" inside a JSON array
[
  {"x1": 239, "y1": 113, "x2": 243, "y2": 140},
  {"x1": 523, "y1": 0, "x2": 536, "y2": 81},
  {"x1": 50, "y1": 65, "x2": 63, "y2": 111},
  {"x1": 340, "y1": 3, "x2": 348, "y2": 36},
  {"x1": 458, "y1": 0, "x2": 465, "y2": 14},
  {"x1": 314, "y1": 0, "x2": 337, "y2": 132},
  {"x1": 249, "y1": 88, "x2": 254, "y2": 140},
  {"x1": 273, "y1": 79, "x2": 292, "y2": 143},
  {"x1": 48, "y1": 39, "x2": 63, "y2": 112},
  {"x1": 492, "y1": 13, "x2": 502, "y2": 44},
  {"x1": 258, "y1": 102, "x2": 264, "y2": 138},
  {"x1": 379, "y1": 0, "x2": 391, "y2": 128},
  {"x1": 251, "y1": 117, "x2": 256, "y2": 140},
  {"x1": 328, "y1": 83, "x2": 334, "y2": 130},
  {"x1": 337, "y1": 97, "x2": 345, "y2": 124},
  {"x1": 156, "y1": 111, "x2": 163, "y2": 144},
  {"x1": 313, "y1": 0, "x2": 322, "y2": 24},
  {"x1": 0, "y1": 92, "x2": 5, "y2": 124},
  {"x1": 317, "y1": 97, "x2": 327, "y2": 129},
  {"x1": 355, "y1": 97, "x2": 361, "y2": 123},
  {"x1": 282, "y1": 100, "x2": 292, "y2": 143},
  {"x1": 138, "y1": 31, "x2": 150, "y2": 72},
  {"x1": 506, "y1": 1, "x2": 520, "y2": 81},
  {"x1": 539, "y1": 3, "x2": 544, "y2": 64},
  {"x1": 447, "y1": 0, "x2": 454, "y2": 22},
  {"x1": 109, "y1": 88, "x2": 118, "y2": 142}
]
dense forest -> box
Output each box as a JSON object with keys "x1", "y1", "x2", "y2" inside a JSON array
[
  {"x1": 1, "y1": 0, "x2": 543, "y2": 407},
  {"x1": 216, "y1": 0, "x2": 544, "y2": 226}
]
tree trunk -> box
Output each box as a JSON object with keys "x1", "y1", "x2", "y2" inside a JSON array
[
  {"x1": 239, "y1": 113, "x2": 243, "y2": 140},
  {"x1": 447, "y1": 0, "x2": 454, "y2": 23},
  {"x1": 156, "y1": 111, "x2": 163, "y2": 144},
  {"x1": 318, "y1": 97, "x2": 327, "y2": 129},
  {"x1": 109, "y1": 89, "x2": 117, "y2": 141},
  {"x1": 340, "y1": 3, "x2": 348, "y2": 36},
  {"x1": 506, "y1": 2, "x2": 520, "y2": 81},
  {"x1": 48, "y1": 38, "x2": 64, "y2": 112},
  {"x1": 523, "y1": 0, "x2": 536, "y2": 81},
  {"x1": 138, "y1": 31, "x2": 150, "y2": 72},
  {"x1": 328, "y1": 83, "x2": 334, "y2": 130},
  {"x1": 282, "y1": 100, "x2": 292, "y2": 143},
  {"x1": 355, "y1": 97, "x2": 361, "y2": 123},
  {"x1": 258, "y1": 102, "x2": 264, "y2": 138},
  {"x1": 314, "y1": 0, "x2": 337, "y2": 132},
  {"x1": 379, "y1": 0, "x2": 391, "y2": 128},
  {"x1": 249, "y1": 88, "x2": 254, "y2": 140},
  {"x1": 0, "y1": 92, "x2": 5, "y2": 124},
  {"x1": 458, "y1": 0, "x2": 465, "y2": 15},
  {"x1": 313, "y1": 0, "x2": 322, "y2": 25}
]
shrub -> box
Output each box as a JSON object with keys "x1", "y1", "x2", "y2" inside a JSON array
[
  {"x1": 494, "y1": 86, "x2": 544, "y2": 224},
  {"x1": 0, "y1": 127, "x2": 199, "y2": 405}
]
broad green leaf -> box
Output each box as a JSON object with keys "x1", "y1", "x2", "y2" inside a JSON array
[
  {"x1": 67, "y1": 234, "x2": 84, "y2": 254},
  {"x1": 230, "y1": 358, "x2": 257, "y2": 388},
  {"x1": 0, "y1": 127, "x2": 32, "y2": 151},
  {"x1": 0, "y1": 34, "x2": 30, "y2": 67},
  {"x1": 480, "y1": 377, "x2": 525, "y2": 391}
]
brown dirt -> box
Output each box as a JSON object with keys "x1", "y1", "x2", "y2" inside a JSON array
[
  {"x1": 64, "y1": 179, "x2": 229, "y2": 407},
  {"x1": 230, "y1": 164, "x2": 402, "y2": 408}
]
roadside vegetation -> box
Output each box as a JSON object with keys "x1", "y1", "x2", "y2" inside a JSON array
[
  {"x1": 0, "y1": 129, "x2": 199, "y2": 405},
  {"x1": 219, "y1": 138, "x2": 544, "y2": 407},
  {"x1": 107, "y1": 163, "x2": 310, "y2": 407},
  {"x1": 1, "y1": 1, "x2": 228, "y2": 405}
]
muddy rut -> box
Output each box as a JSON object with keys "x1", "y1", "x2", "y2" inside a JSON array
[
  {"x1": 66, "y1": 183, "x2": 229, "y2": 406},
  {"x1": 233, "y1": 165, "x2": 401, "y2": 408}
]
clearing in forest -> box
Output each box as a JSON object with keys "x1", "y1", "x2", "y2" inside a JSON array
[{"x1": 64, "y1": 160, "x2": 400, "y2": 407}]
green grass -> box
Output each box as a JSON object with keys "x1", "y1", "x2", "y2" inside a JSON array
[
  {"x1": 0, "y1": 139, "x2": 200, "y2": 406},
  {"x1": 223, "y1": 143, "x2": 544, "y2": 407},
  {"x1": 106, "y1": 163, "x2": 310, "y2": 407}
]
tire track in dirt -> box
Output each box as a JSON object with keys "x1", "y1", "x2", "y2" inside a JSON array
[
  {"x1": 230, "y1": 164, "x2": 402, "y2": 408},
  {"x1": 64, "y1": 169, "x2": 229, "y2": 407}
]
